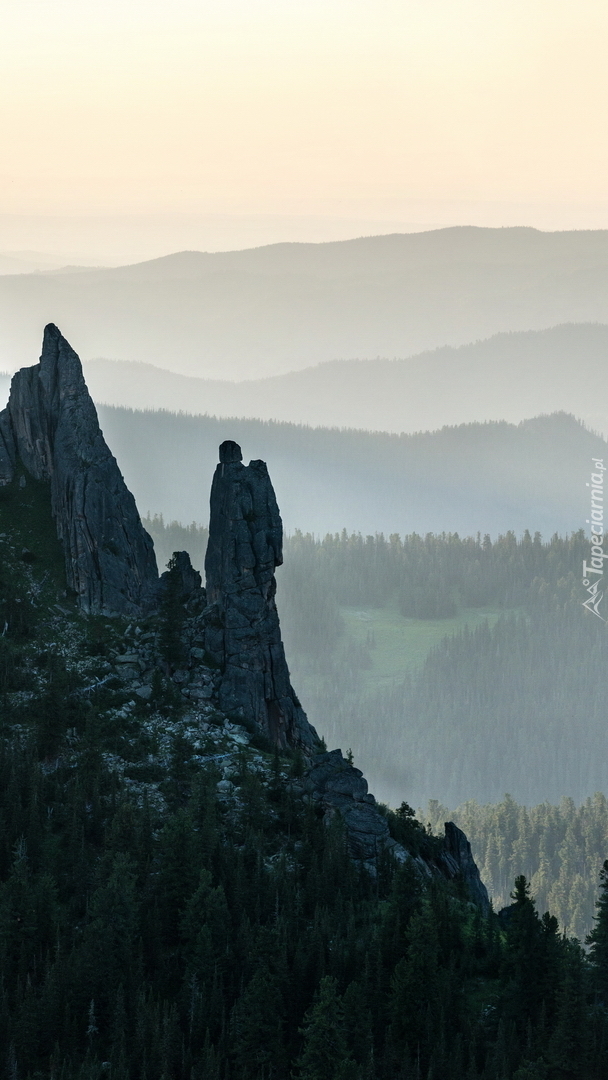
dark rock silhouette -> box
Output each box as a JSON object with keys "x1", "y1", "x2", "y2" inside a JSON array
[
  {"x1": 204, "y1": 440, "x2": 318, "y2": 750},
  {"x1": 158, "y1": 550, "x2": 206, "y2": 615},
  {"x1": 0, "y1": 324, "x2": 158, "y2": 614},
  {"x1": 297, "y1": 749, "x2": 490, "y2": 907},
  {"x1": 298, "y1": 749, "x2": 396, "y2": 870},
  {"x1": 438, "y1": 820, "x2": 490, "y2": 907},
  {"x1": 438, "y1": 821, "x2": 490, "y2": 912}
]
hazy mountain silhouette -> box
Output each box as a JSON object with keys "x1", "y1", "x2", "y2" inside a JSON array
[
  {"x1": 4, "y1": 227, "x2": 608, "y2": 378},
  {"x1": 81, "y1": 323, "x2": 608, "y2": 437},
  {"x1": 95, "y1": 406, "x2": 603, "y2": 539}
]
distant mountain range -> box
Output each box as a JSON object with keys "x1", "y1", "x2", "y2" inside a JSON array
[
  {"x1": 80, "y1": 323, "x2": 608, "y2": 437},
  {"x1": 0, "y1": 251, "x2": 104, "y2": 275},
  {"x1": 4, "y1": 227, "x2": 608, "y2": 378},
  {"x1": 95, "y1": 405, "x2": 603, "y2": 540}
]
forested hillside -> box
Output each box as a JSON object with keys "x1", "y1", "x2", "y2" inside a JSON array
[
  {"x1": 100, "y1": 405, "x2": 604, "y2": 538},
  {"x1": 5, "y1": 480, "x2": 608, "y2": 1077},
  {"x1": 426, "y1": 795, "x2": 608, "y2": 943},
  {"x1": 84, "y1": 323, "x2": 608, "y2": 438},
  {"x1": 149, "y1": 518, "x2": 607, "y2": 805}
]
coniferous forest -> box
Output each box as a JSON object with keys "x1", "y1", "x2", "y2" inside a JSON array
[
  {"x1": 149, "y1": 521, "x2": 608, "y2": 803},
  {"x1": 148, "y1": 518, "x2": 608, "y2": 941},
  {"x1": 1, "y1": 496, "x2": 608, "y2": 1077}
]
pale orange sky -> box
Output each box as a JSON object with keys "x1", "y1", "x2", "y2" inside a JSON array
[{"x1": 2, "y1": 0, "x2": 608, "y2": 258}]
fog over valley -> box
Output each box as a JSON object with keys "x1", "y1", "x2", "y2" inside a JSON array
[
  {"x1": 79, "y1": 322, "x2": 608, "y2": 438},
  {"x1": 4, "y1": 227, "x2": 608, "y2": 379},
  {"x1": 7, "y1": 0, "x2": 608, "y2": 1070}
]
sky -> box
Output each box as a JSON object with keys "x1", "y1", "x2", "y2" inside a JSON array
[{"x1": 2, "y1": 0, "x2": 608, "y2": 260}]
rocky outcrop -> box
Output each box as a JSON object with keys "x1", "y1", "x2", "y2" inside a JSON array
[
  {"x1": 298, "y1": 749, "x2": 400, "y2": 870},
  {"x1": 158, "y1": 550, "x2": 206, "y2": 615},
  {"x1": 438, "y1": 821, "x2": 491, "y2": 912},
  {"x1": 0, "y1": 324, "x2": 158, "y2": 614},
  {"x1": 298, "y1": 749, "x2": 490, "y2": 909},
  {"x1": 204, "y1": 440, "x2": 318, "y2": 751}
]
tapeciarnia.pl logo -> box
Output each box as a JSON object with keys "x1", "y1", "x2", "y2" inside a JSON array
[{"x1": 582, "y1": 458, "x2": 606, "y2": 620}]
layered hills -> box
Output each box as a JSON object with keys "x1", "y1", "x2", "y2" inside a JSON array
[
  {"x1": 2, "y1": 325, "x2": 607, "y2": 1077},
  {"x1": 3, "y1": 227, "x2": 608, "y2": 377},
  {"x1": 81, "y1": 323, "x2": 608, "y2": 438},
  {"x1": 96, "y1": 405, "x2": 605, "y2": 539}
]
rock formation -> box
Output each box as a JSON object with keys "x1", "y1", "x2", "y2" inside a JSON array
[
  {"x1": 440, "y1": 820, "x2": 490, "y2": 912},
  {"x1": 297, "y1": 749, "x2": 490, "y2": 908},
  {"x1": 158, "y1": 550, "x2": 206, "y2": 616},
  {"x1": 0, "y1": 324, "x2": 158, "y2": 615},
  {"x1": 204, "y1": 440, "x2": 318, "y2": 751},
  {"x1": 0, "y1": 332, "x2": 488, "y2": 901}
]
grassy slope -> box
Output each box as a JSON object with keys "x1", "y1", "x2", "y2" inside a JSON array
[{"x1": 339, "y1": 603, "x2": 510, "y2": 691}]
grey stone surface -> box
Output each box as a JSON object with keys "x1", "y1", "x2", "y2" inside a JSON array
[
  {"x1": 301, "y1": 749, "x2": 490, "y2": 905},
  {"x1": 438, "y1": 820, "x2": 491, "y2": 913},
  {"x1": 204, "y1": 440, "x2": 318, "y2": 751},
  {"x1": 0, "y1": 324, "x2": 158, "y2": 614},
  {"x1": 302, "y1": 749, "x2": 396, "y2": 867}
]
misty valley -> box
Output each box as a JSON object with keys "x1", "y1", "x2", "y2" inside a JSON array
[
  {"x1": 6, "y1": 0, "x2": 608, "y2": 1067},
  {"x1": 2, "y1": 232, "x2": 608, "y2": 1077}
]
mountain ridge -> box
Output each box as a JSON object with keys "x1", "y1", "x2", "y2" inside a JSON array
[
  {"x1": 5, "y1": 226, "x2": 608, "y2": 377},
  {"x1": 94, "y1": 404, "x2": 606, "y2": 539},
  {"x1": 78, "y1": 322, "x2": 608, "y2": 437}
]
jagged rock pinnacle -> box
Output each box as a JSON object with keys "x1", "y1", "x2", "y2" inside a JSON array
[
  {"x1": 204, "y1": 440, "x2": 318, "y2": 750},
  {"x1": 0, "y1": 324, "x2": 158, "y2": 615}
]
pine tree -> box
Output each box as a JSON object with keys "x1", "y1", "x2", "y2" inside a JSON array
[
  {"x1": 230, "y1": 963, "x2": 285, "y2": 1078},
  {"x1": 548, "y1": 942, "x2": 588, "y2": 1080},
  {"x1": 295, "y1": 977, "x2": 353, "y2": 1080},
  {"x1": 587, "y1": 859, "x2": 608, "y2": 1001}
]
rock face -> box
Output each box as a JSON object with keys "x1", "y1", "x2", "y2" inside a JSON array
[
  {"x1": 0, "y1": 324, "x2": 158, "y2": 614},
  {"x1": 439, "y1": 821, "x2": 491, "y2": 912},
  {"x1": 204, "y1": 440, "x2": 318, "y2": 751},
  {"x1": 299, "y1": 749, "x2": 399, "y2": 869},
  {"x1": 299, "y1": 749, "x2": 490, "y2": 909}
]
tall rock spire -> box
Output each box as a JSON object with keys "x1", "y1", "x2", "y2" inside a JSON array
[
  {"x1": 0, "y1": 324, "x2": 158, "y2": 614},
  {"x1": 204, "y1": 440, "x2": 318, "y2": 750}
]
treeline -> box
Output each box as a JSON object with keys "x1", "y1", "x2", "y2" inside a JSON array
[
  {"x1": 146, "y1": 515, "x2": 593, "y2": 651},
  {"x1": 147, "y1": 519, "x2": 608, "y2": 806},
  {"x1": 426, "y1": 793, "x2": 608, "y2": 942},
  {"x1": 3, "y1": 516, "x2": 608, "y2": 1076},
  {"x1": 145, "y1": 515, "x2": 592, "y2": 641},
  {"x1": 282, "y1": 526, "x2": 589, "y2": 618}
]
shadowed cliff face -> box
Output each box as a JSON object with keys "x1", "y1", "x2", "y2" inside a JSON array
[
  {"x1": 204, "y1": 440, "x2": 318, "y2": 751},
  {"x1": 0, "y1": 323, "x2": 158, "y2": 615}
]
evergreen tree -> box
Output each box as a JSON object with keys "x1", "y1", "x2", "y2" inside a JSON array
[
  {"x1": 295, "y1": 977, "x2": 353, "y2": 1080},
  {"x1": 587, "y1": 859, "x2": 608, "y2": 1002}
]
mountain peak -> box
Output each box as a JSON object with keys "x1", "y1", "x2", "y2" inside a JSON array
[{"x1": 0, "y1": 325, "x2": 159, "y2": 614}]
